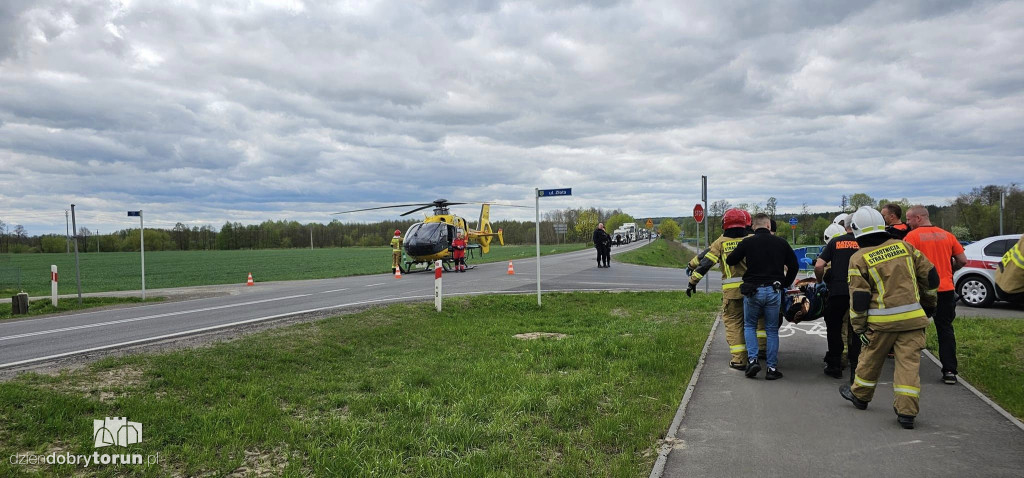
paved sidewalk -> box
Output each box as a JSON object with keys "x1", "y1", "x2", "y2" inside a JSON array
[{"x1": 660, "y1": 320, "x2": 1024, "y2": 477}]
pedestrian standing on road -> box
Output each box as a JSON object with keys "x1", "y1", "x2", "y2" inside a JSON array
[
  {"x1": 726, "y1": 213, "x2": 798, "y2": 380},
  {"x1": 593, "y1": 223, "x2": 612, "y2": 268},
  {"x1": 839, "y1": 206, "x2": 938, "y2": 429},
  {"x1": 686, "y1": 209, "x2": 765, "y2": 369},
  {"x1": 995, "y1": 234, "x2": 1024, "y2": 304},
  {"x1": 391, "y1": 229, "x2": 403, "y2": 274},
  {"x1": 904, "y1": 205, "x2": 967, "y2": 384},
  {"x1": 815, "y1": 218, "x2": 859, "y2": 380},
  {"x1": 882, "y1": 203, "x2": 910, "y2": 239}
]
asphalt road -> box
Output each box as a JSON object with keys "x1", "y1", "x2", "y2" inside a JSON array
[{"x1": 0, "y1": 240, "x2": 710, "y2": 369}]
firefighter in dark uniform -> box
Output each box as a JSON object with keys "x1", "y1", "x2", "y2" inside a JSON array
[
  {"x1": 839, "y1": 207, "x2": 938, "y2": 429},
  {"x1": 815, "y1": 218, "x2": 859, "y2": 380}
]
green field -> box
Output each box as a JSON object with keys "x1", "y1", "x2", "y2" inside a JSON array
[
  {"x1": 0, "y1": 291, "x2": 720, "y2": 477},
  {"x1": 926, "y1": 318, "x2": 1024, "y2": 419},
  {"x1": 0, "y1": 244, "x2": 588, "y2": 297},
  {"x1": 615, "y1": 239, "x2": 695, "y2": 269}
]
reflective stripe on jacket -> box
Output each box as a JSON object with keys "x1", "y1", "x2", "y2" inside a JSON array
[
  {"x1": 688, "y1": 233, "x2": 749, "y2": 300},
  {"x1": 848, "y1": 238, "x2": 937, "y2": 333},
  {"x1": 996, "y1": 235, "x2": 1024, "y2": 295}
]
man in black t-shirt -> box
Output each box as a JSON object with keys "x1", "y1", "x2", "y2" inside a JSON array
[{"x1": 814, "y1": 216, "x2": 860, "y2": 380}]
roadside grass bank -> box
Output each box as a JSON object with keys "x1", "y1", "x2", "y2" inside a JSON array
[
  {"x1": 1, "y1": 243, "x2": 588, "y2": 297},
  {"x1": 1, "y1": 297, "x2": 164, "y2": 322},
  {"x1": 926, "y1": 317, "x2": 1024, "y2": 419},
  {"x1": 615, "y1": 239, "x2": 695, "y2": 269},
  {"x1": 0, "y1": 291, "x2": 719, "y2": 477}
]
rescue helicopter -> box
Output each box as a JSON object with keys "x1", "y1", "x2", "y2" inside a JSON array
[{"x1": 333, "y1": 199, "x2": 527, "y2": 273}]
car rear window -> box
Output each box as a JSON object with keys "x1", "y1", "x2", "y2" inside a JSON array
[{"x1": 983, "y1": 239, "x2": 1014, "y2": 257}]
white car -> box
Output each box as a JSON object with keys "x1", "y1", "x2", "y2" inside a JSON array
[{"x1": 953, "y1": 234, "x2": 1021, "y2": 307}]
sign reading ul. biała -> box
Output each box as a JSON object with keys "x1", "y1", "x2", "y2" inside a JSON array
[{"x1": 537, "y1": 188, "x2": 572, "y2": 197}]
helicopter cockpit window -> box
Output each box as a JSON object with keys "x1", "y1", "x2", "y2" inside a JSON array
[{"x1": 403, "y1": 222, "x2": 454, "y2": 255}]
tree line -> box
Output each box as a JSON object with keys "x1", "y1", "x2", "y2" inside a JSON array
[
  {"x1": 674, "y1": 184, "x2": 1022, "y2": 245},
  {"x1": 3, "y1": 184, "x2": 1018, "y2": 253}
]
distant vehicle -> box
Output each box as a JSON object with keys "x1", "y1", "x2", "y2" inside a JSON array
[
  {"x1": 953, "y1": 234, "x2": 1021, "y2": 307},
  {"x1": 612, "y1": 223, "x2": 639, "y2": 245}
]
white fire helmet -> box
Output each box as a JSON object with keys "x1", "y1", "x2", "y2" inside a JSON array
[
  {"x1": 823, "y1": 224, "x2": 846, "y2": 244},
  {"x1": 849, "y1": 206, "x2": 887, "y2": 238}
]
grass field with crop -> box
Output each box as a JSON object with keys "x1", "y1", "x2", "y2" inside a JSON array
[
  {"x1": 615, "y1": 239, "x2": 695, "y2": 269},
  {"x1": 926, "y1": 317, "x2": 1024, "y2": 419},
  {"x1": 0, "y1": 243, "x2": 588, "y2": 297},
  {"x1": 0, "y1": 291, "x2": 720, "y2": 477}
]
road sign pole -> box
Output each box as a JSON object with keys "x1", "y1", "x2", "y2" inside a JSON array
[
  {"x1": 70, "y1": 204, "x2": 82, "y2": 305},
  {"x1": 701, "y1": 176, "x2": 709, "y2": 293},
  {"x1": 535, "y1": 188, "x2": 541, "y2": 307},
  {"x1": 140, "y1": 211, "x2": 146, "y2": 300}
]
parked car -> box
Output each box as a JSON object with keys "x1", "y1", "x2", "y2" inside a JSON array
[{"x1": 953, "y1": 234, "x2": 1021, "y2": 307}]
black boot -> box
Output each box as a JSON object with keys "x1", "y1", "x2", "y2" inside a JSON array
[
  {"x1": 840, "y1": 384, "x2": 868, "y2": 410},
  {"x1": 897, "y1": 414, "x2": 915, "y2": 429}
]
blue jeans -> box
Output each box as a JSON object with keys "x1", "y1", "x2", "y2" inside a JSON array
[{"x1": 744, "y1": 286, "x2": 782, "y2": 369}]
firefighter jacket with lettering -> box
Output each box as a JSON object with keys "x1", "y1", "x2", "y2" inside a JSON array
[
  {"x1": 688, "y1": 229, "x2": 750, "y2": 300},
  {"x1": 848, "y1": 238, "x2": 938, "y2": 334},
  {"x1": 391, "y1": 236, "x2": 402, "y2": 253},
  {"x1": 996, "y1": 235, "x2": 1024, "y2": 300}
]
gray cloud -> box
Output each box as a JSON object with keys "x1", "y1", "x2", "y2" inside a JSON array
[{"x1": 1, "y1": 0, "x2": 1023, "y2": 235}]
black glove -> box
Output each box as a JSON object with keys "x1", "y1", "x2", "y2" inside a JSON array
[
  {"x1": 923, "y1": 305, "x2": 935, "y2": 318},
  {"x1": 686, "y1": 283, "x2": 696, "y2": 297},
  {"x1": 859, "y1": 333, "x2": 870, "y2": 346}
]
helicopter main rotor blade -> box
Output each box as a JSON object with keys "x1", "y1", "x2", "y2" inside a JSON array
[
  {"x1": 332, "y1": 203, "x2": 430, "y2": 214},
  {"x1": 400, "y1": 204, "x2": 436, "y2": 216}
]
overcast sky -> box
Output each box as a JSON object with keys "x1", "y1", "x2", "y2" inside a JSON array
[{"x1": 2, "y1": 0, "x2": 1023, "y2": 235}]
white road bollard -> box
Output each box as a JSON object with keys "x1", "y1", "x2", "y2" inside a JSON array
[
  {"x1": 434, "y1": 260, "x2": 442, "y2": 312},
  {"x1": 51, "y1": 265, "x2": 58, "y2": 307}
]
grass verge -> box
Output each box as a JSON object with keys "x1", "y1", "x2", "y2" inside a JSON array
[
  {"x1": 615, "y1": 239, "x2": 695, "y2": 269},
  {"x1": 0, "y1": 291, "x2": 719, "y2": 477},
  {"x1": 1, "y1": 297, "x2": 164, "y2": 322},
  {"x1": 2, "y1": 243, "x2": 589, "y2": 297},
  {"x1": 926, "y1": 318, "x2": 1024, "y2": 419}
]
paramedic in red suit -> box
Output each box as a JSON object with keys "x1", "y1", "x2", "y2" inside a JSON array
[{"x1": 452, "y1": 230, "x2": 468, "y2": 272}]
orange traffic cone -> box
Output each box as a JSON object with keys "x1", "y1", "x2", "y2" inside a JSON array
[
  {"x1": 507, "y1": 261, "x2": 515, "y2": 275},
  {"x1": 246, "y1": 272, "x2": 254, "y2": 286},
  {"x1": 394, "y1": 267, "x2": 402, "y2": 279}
]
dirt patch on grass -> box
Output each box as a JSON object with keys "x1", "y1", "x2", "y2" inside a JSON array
[
  {"x1": 69, "y1": 365, "x2": 147, "y2": 402},
  {"x1": 514, "y1": 332, "x2": 569, "y2": 340},
  {"x1": 609, "y1": 308, "x2": 630, "y2": 318},
  {"x1": 226, "y1": 445, "x2": 291, "y2": 477}
]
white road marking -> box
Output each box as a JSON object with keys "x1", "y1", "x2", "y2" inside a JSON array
[
  {"x1": 319, "y1": 289, "x2": 348, "y2": 294},
  {"x1": 0, "y1": 286, "x2": 682, "y2": 369},
  {"x1": 364, "y1": 283, "x2": 386, "y2": 287},
  {"x1": 0, "y1": 294, "x2": 312, "y2": 342}
]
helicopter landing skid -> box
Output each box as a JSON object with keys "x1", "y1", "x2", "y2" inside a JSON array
[{"x1": 401, "y1": 260, "x2": 473, "y2": 273}]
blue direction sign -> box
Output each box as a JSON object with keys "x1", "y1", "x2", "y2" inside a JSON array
[
  {"x1": 788, "y1": 217, "x2": 798, "y2": 226},
  {"x1": 538, "y1": 188, "x2": 572, "y2": 197},
  {"x1": 127, "y1": 211, "x2": 141, "y2": 217}
]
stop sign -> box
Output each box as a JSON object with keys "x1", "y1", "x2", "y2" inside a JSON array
[{"x1": 693, "y1": 204, "x2": 705, "y2": 223}]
